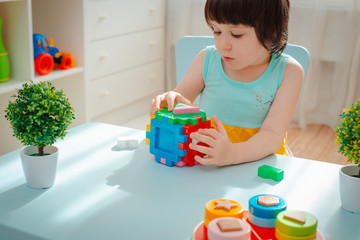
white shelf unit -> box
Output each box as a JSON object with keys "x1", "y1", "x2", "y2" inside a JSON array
[
  {"x1": 83, "y1": 0, "x2": 165, "y2": 125},
  {"x1": 0, "y1": 0, "x2": 85, "y2": 155},
  {"x1": 0, "y1": 0, "x2": 166, "y2": 155}
]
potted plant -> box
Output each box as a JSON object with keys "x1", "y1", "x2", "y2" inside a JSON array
[
  {"x1": 335, "y1": 98, "x2": 360, "y2": 213},
  {"x1": 5, "y1": 81, "x2": 75, "y2": 189}
]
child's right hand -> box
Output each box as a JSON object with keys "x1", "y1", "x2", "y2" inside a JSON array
[{"x1": 149, "y1": 91, "x2": 192, "y2": 116}]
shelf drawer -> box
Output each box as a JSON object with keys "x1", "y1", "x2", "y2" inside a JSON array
[
  {"x1": 88, "y1": 28, "x2": 164, "y2": 80},
  {"x1": 88, "y1": 0, "x2": 164, "y2": 41},
  {"x1": 89, "y1": 60, "x2": 164, "y2": 117}
]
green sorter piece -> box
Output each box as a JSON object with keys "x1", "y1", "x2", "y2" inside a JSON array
[{"x1": 258, "y1": 164, "x2": 284, "y2": 182}]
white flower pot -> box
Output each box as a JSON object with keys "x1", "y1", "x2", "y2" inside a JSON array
[
  {"x1": 20, "y1": 145, "x2": 59, "y2": 189},
  {"x1": 339, "y1": 164, "x2": 360, "y2": 213}
]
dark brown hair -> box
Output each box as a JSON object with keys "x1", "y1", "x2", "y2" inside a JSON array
[{"x1": 204, "y1": 0, "x2": 289, "y2": 54}]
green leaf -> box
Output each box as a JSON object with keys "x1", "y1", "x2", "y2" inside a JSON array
[{"x1": 335, "y1": 99, "x2": 360, "y2": 164}]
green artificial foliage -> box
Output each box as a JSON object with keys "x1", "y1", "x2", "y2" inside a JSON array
[
  {"x1": 5, "y1": 81, "x2": 75, "y2": 156},
  {"x1": 335, "y1": 99, "x2": 360, "y2": 177}
]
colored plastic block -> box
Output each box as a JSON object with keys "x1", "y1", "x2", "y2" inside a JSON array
[
  {"x1": 248, "y1": 211, "x2": 277, "y2": 228},
  {"x1": 208, "y1": 217, "x2": 251, "y2": 240},
  {"x1": 180, "y1": 117, "x2": 212, "y2": 166},
  {"x1": 146, "y1": 115, "x2": 187, "y2": 166},
  {"x1": 244, "y1": 212, "x2": 277, "y2": 240},
  {"x1": 248, "y1": 194, "x2": 286, "y2": 229},
  {"x1": 173, "y1": 105, "x2": 200, "y2": 114},
  {"x1": 156, "y1": 105, "x2": 207, "y2": 125},
  {"x1": 249, "y1": 194, "x2": 287, "y2": 219},
  {"x1": 204, "y1": 199, "x2": 244, "y2": 228},
  {"x1": 258, "y1": 164, "x2": 284, "y2": 182},
  {"x1": 276, "y1": 210, "x2": 318, "y2": 238}
]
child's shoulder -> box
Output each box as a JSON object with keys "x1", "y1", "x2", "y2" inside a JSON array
[
  {"x1": 281, "y1": 55, "x2": 304, "y2": 87},
  {"x1": 283, "y1": 56, "x2": 304, "y2": 77}
]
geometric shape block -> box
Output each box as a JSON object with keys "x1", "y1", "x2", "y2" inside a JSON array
[
  {"x1": 276, "y1": 210, "x2": 318, "y2": 237},
  {"x1": 258, "y1": 165, "x2": 284, "y2": 182},
  {"x1": 173, "y1": 105, "x2": 200, "y2": 114},
  {"x1": 217, "y1": 218, "x2": 243, "y2": 232},
  {"x1": 214, "y1": 200, "x2": 238, "y2": 212},
  {"x1": 117, "y1": 137, "x2": 138, "y2": 148},
  {"x1": 174, "y1": 160, "x2": 186, "y2": 167},
  {"x1": 204, "y1": 199, "x2": 244, "y2": 228},
  {"x1": 155, "y1": 103, "x2": 207, "y2": 126},
  {"x1": 249, "y1": 194, "x2": 287, "y2": 219},
  {"x1": 208, "y1": 217, "x2": 251, "y2": 240},
  {"x1": 284, "y1": 211, "x2": 306, "y2": 224},
  {"x1": 258, "y1": 195, "x2": 280, "y2": 207},
  {"x1": 248, "y1": 211, "x2": 277, "y2": 228}
]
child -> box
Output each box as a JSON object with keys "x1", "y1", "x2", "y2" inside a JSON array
[{"x1": 149, "y1": 0, "x2": 303, "y2": 166}]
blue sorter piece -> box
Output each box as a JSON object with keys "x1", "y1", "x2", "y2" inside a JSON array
[{"x1": 146, "y1": 115, "x2": 188, "y2": 166}]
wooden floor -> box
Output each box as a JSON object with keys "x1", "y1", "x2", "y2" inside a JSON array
[{"x1": 287, "y1": 124, "x2": 348, "y2": 165}]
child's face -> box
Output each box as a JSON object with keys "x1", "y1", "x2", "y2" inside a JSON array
[{"x1": 209, "y1": 21, "x2": 270, "y2": 71}]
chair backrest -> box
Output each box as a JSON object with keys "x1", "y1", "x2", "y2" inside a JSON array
[{"x1": 175, "y1": 36, "x2": 310, "y2": 86}]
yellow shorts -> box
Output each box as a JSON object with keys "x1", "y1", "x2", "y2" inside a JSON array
[{"x1": 209, "y1": 119, "x2": 287, "y2": 156}]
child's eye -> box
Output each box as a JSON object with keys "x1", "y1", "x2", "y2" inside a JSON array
[
  {"x1": 232, "y1": 34, "x2": 243, "y2": 38},
  {"x1": 213, "y1": 31, "x2": 221, "y2": 35}
]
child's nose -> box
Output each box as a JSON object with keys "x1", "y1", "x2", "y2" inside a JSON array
[{"x1": 221, "y1": 37, "x2": 232, "y2": 51}]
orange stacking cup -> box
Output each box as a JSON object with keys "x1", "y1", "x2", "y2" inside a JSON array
[{"x1": 204, "y1": 199, "x2": 244, "y2": 228}]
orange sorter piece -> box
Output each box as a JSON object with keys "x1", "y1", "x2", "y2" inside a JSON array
[{"x1": 204, "y1": 199, "x2": 244, "y2": 228}]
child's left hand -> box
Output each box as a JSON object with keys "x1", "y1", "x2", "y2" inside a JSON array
[{"x1": 189, "y1": 115, "x2": 235, "y2": 166}]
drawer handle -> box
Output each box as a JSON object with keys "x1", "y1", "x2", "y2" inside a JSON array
[
  {"x1": 99, "y1": 52, "x2": 109, "y2": 59},
  {"x1": 98, "y1": 15, "x2": 108, "y2": 21},
  {"x1": 149, "y1": 41, "x2": 157, "y2": 47},
  {"x1": 149, "y1": 7, "x2": 157, "y2": 13},
  {"x1": 100, "y1": 90, "x2": 110, "y2": 97}
]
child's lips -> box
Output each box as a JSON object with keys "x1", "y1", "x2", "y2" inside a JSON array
[{"x1": 223, "y1": 56, "x2": 234, "y2": 62}]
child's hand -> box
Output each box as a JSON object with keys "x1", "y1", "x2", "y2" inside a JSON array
[
  {"x1": 149, "y1": 91, "x2": 192, "y2": 116},
  {"x1": 189, "y1": 115, "x2": 234, "y2": 166}
]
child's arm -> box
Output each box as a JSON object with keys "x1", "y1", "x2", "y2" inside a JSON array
[
  {"x1": 149, "y1": 50, "x2": 206, "y2": 116},
  {"x1": 189, "y1": 57, "x2": 304, "y2": 166}
]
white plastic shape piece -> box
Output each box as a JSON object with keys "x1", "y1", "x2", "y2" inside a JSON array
[{"x1": 117, "y1": 137, "x2": 138, "y2": 149}]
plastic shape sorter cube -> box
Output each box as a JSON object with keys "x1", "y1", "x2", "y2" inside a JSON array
[{"x1": 146, "y1": 103, "x2": 212, "y2": 167}]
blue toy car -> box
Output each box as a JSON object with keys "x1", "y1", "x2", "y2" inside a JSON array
[{"x1": 33, "y1": 33, "x2": 75, "y2": 75}]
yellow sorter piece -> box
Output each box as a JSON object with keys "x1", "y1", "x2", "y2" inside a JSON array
[
  {"x1": 275, "y1": 229, "x2": 316, "y2": 240},
  {"x1": 145, "y1": 115, "x2": 156, "y2": 145},
  {"x1": 204, "y1": 199, "x2": 244, "y2": 228}
]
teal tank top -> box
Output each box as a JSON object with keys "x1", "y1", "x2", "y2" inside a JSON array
[{"x1": 199, "y1": 46, "x2": 290, "y2": 129}]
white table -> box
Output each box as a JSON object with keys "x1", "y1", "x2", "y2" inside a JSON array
[{"x1": 0, "y1": 122, "x2": 359, "y2": 240}]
